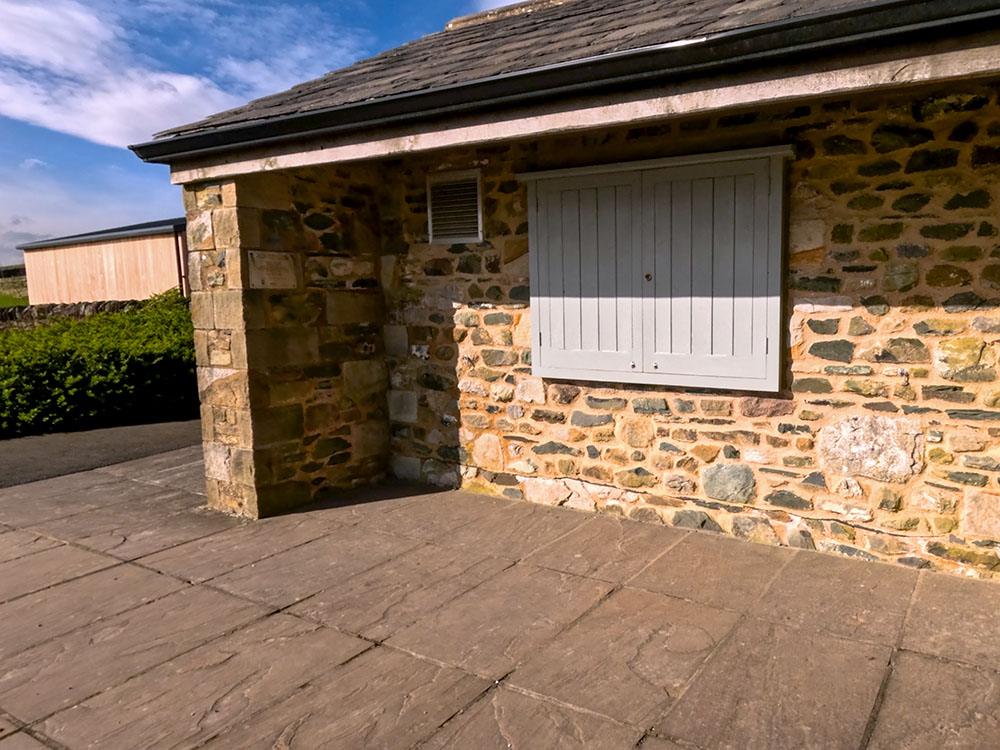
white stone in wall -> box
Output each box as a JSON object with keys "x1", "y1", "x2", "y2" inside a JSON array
[
  {"x1": 819, "y1": 414, "x2": 924, "y2": 484},
  {"x1": 472, "y1": 434, "x2": 503, "y2": 471},
  {"x1": 387, "y1": 389, "x2": 417, "y2": 423},
  {"x1": 961, "y1": 490, "x2": 1000, "y2": 540},
  {"x1": 792, "y1": 296, "x2": 854, "y2": 314},
  {"x1": 459, "y1": 379, "x2": 489, "y2": 396},
  {"x1": 390, "y1": 455, "x2": 421, "y2": 481},
  {"x1": 515, "y1": 377, "x2": 545, "y2": 404}
]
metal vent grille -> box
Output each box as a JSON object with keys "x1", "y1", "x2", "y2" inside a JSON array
[{"x1": 428, "y1": 173, "x2": 482, "y2": 243}]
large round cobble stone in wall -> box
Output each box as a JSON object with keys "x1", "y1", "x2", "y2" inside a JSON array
[
  {"x1": 819, "y1": 415, "x2": 924, "y2": 484},
  {"x1": 615, "y1": 416, "x2": 655, "y2": 448},
  {"x1": 702, "y1": 464, "x2": 756, "y2": 503}
]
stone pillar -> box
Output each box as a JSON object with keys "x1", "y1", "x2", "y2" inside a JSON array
[{"x1": 184, "y1": 168, "x2": 388, "y2": 518}]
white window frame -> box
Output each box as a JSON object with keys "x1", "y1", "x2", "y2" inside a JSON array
[
  {"x1": 427, "y1": 169, "x2": 483, "y2": 244},
  {"x1": 518, "y1": 145, "x2": 793, "y2": 393}
]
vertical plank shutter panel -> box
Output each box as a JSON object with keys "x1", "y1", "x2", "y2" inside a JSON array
[
  {"x1": 641, "y1": 158, "x2": 775, "y2": 388},
  {"x1": 530, "y1": 172, "x2": 641, "y2": 376}
]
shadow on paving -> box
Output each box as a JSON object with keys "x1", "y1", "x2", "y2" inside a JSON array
[
  {"x1": 0, "y1": 420, "x2": 202, "y2": 488},
  {"x1": 0, "y1": 450, "x2": 998, "y2": 749}
]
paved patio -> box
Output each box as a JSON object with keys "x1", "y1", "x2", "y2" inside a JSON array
[{"x1": 0, "y1": 449, "x2": 998, "y2": 749}]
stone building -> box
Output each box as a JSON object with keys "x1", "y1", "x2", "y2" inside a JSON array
[{"x1": 133, "y1": 0, "x2": 1000, "y2": 577}]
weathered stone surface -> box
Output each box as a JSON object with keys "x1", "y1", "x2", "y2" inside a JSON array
[
  {"x1": 702, "y1": 464, "x2": 756, "y2": 503},
  {"x1": 421, "y1": 688, "x2": 641, "y2": 750},
  {"x1": 208, "y1": 647, "x2": 488, "y2": 749},
  {"x1": 791, "y1": 377, "x2": 833, "y2": 393},
  {"x1": 871, "y1": 124, "x2": 933, "y2": 152},
  {"x1": 0, "y1": 587, "x2": 266, "y2": 721},
  {"x1": 532, "y1": 441, "x2": 581, "y2": 456},
  {"x1": 663, "y1": 473, "x2": 697, "y2": 494},
  {"x1": 731, "y1": 516, "x2": 781, "y2": 545},
  {"x1": 658, "y1": 618, "x2": 890, "y2": 750},
  {"x1": 959, "y1": 490, "x2": 1000, "y2": 539},
  {"x1": 586, "y1": 395, "x2": 626, "y2": 410},
  {"x1": 616, "y1": 467, "x2": 657, "y2": 488},
  {"x1": 471, "y1": 434, "x2": 503, "y2": 471},
  {"x1": 883, "y1": 338, "x2": 931, "y2": 363},
  {"x1": 387, "y1": 564, "x2": 611, "y2": 678},
  {"x1": 809, "y1": 340, "x2": 855, "y2": 362},
  {"x1": 847, "y1": 316, "x2": 875, "y2": 336},
  {"x1": 525, "y1": 515, "x2": 683, "y2": 583},
  {"x1": 740, "y1": 397, "x2": 794, "y2": 417},
  {"x1": 632, "y1": 532, "x2": 792, "y2": 610},
  {"x1": 670, "y1": 510, "x2": 723, "y2": 532},
  {"x1": 41, "y1": 615, "x2": 368, "y2": 750},
  {"x1": 514, "y1": 377, "x2": 545, "y2": 404},
  {"x1": 570, "y1": 411, "x2": 612, "y2": 427},
  {"x1": 633, "y1": 397, "x2": 670, "y2": 414},
  {"x1": 755, "y1": 552, "x2": 916, "y2": 644},
  {"x1": 883, "y1": 262, "x2": 919, "y2": 292},
  {"x1": 819, "y1": 415, "x2": 924, "y2": 483},
  {"x1": 615, "y1": 416, "x2": 655, "y2": 448},
  {"x1": 211, "y1": 526, "x2": 420, "y2": 608},
  {"x1": 903, "y1": 573, "x2": 1000, "y2": 668},
  {"x1": 786, "y1": 529, "x2": 816, "y2": 549},
  {"x1": 807, "y1": 318, "x2": 840, "y2": 334},
  {"x1": 972, "y1": 315, "x2": 1000, "y2": 333},
  {"x1": 867, "y1": 651, "x2": 1000, "y2": 750},
  {"x1": 914, "y1": 318, "x2": 965, "y2": 336},
  {"x1": 510, "y1": 587, "x2": 738, "y2": 725},
  {"x1": 0, "y1": 546, "x2": 114, "y2": 604},
  {"x1": 935, "y1": 337, "x2": 985, "y2": 379},
  {"x1": 765, "y1": 490, "x2": 812, "y2": 511},
  {"x1": 862, "y1": 295, "x2": 890, "y2": 315},
  {"x1": 926, "y1": 264, "x2": 972, "y2": 287},
  {"x1": 548, "y1": 383, "x2": 580, "y2": 404}
]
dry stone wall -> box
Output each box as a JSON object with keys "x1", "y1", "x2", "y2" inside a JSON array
[
  {"x1": 0, "y1": 299, "x2": 140, "y2": 329},
  {"x1": 0, "y1": 274, "x2": 27, "y2": 300},
  {"x1": 380, "y1": 83, "x2": 1000, "y2": 577}
]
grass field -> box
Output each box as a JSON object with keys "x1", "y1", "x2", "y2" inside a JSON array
[{"x1": 0, "y1": 294, "x2": 28, "y2": 308}]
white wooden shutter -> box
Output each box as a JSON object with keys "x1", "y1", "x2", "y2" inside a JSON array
[
  {"x1": 529, "y1": 172, "x2": 642, "y2": 378},
  {"x1": 641, "y1": 158, "x2": 780, "y2": 390},
  {"x1": 522, "y1": 147, "x2": 787, "y2": 392}
]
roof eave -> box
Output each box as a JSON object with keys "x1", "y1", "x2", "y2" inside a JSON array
[
  {"x1": 17, "y1": 220, "x2": 186, "y2": 252},
  {"x1": 130, "y1": 0, "x2": 1000, "y2": 165}
]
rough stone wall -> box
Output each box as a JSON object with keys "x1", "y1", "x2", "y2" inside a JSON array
[
  {"x1": 185, "y1": 168, "x2": 388, "y2": 518},
  {"x1": 381, "y1": 83, "x2": 1000, "y2": 577},
  {"x1": 0, "y1": 299, "x2": 140, "y2": 329},
  {"x1": 0, "y1": 275, "x2": 27, "y2": 300}
]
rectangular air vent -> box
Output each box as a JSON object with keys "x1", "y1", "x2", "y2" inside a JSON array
[{"x1": 428, "y1": 170, "x2": 482, "y2": 243}]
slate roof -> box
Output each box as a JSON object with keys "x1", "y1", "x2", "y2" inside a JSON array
[
  {"x1": 158, "y1": 0, "x2": 880, "y2": 138},
  {"x1": 17, "y1": 218, "x2": 186, "y2": 251}
]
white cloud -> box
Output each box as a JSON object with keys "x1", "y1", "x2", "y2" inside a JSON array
[
  {"x1": 0, "y1": 0, "x2": 370, "y2": 148},
  {"x1": 473, "y1": 0, "x2": 514, "y2": 10},
  {"x1": 18, "y1": 158, "x2": 46, "y2": 170},
  {"x1": 0, "y1": 161, "x2": 182, "y2": 266}
]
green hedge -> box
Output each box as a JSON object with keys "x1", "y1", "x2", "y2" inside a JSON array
[{"x1": 0, "y1": 289, "x2": 198, "y2": 438}]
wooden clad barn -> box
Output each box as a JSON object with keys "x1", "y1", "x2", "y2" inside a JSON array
[{"x1": 18, "y1": 218, "x2": 188, "y2": 305}]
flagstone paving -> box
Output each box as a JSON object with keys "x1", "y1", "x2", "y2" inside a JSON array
[{"x1": 0, "y1": 445, "x2": 998, "y2": 748}]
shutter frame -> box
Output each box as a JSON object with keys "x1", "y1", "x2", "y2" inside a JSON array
[{"x1": 527, "y1": 149, "x2": 787, "y2": 392}]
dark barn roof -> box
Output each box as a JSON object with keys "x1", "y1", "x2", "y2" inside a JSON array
[
  {"x1": 17, "y1": 218, "x2": 186, "y2": 252},
  {"x1": 132, "y1": 0, "x2": 1000, "y2": 163}
]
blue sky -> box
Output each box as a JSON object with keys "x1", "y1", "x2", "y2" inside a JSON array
[{"x1": 0, "y1": 0, "x2": 504, "y2": 266}]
